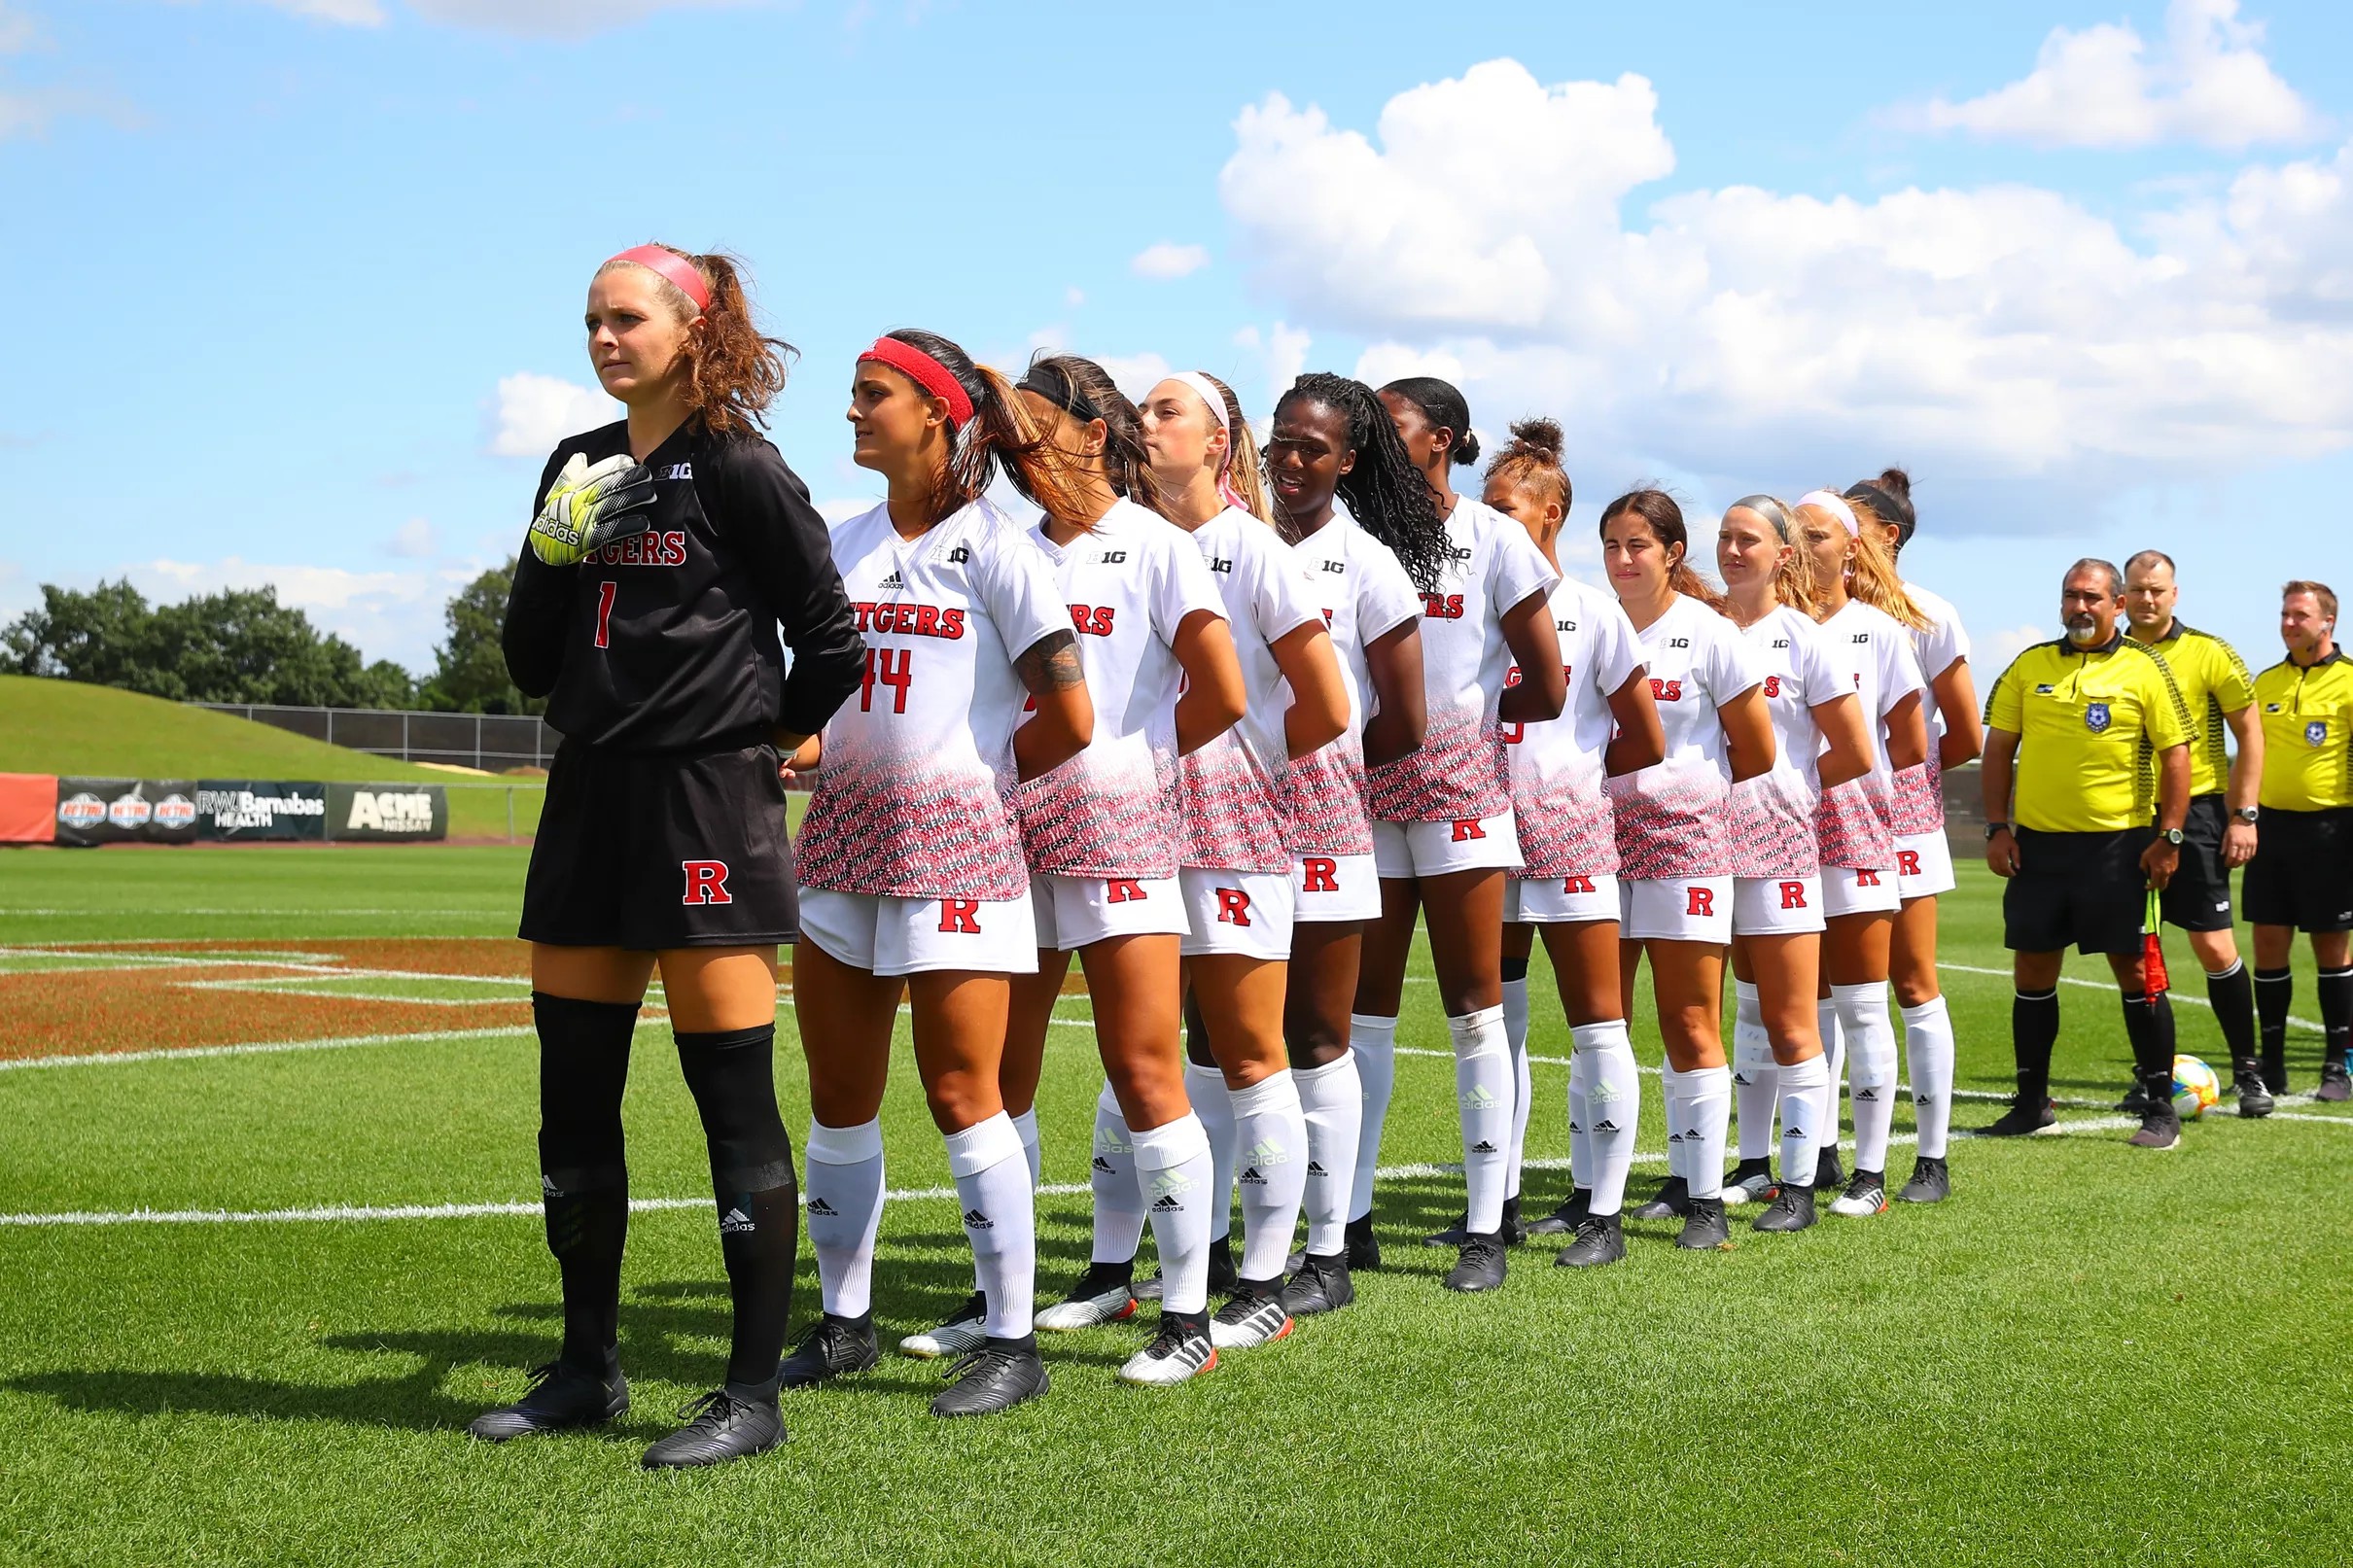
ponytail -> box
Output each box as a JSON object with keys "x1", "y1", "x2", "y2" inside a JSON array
[
  {"x1": 1599, "y1": 488, "x2": 1725, "y2": 611},
  {"x1": 1725, "y1": 494, "x2": 1818, "y2": 618},
  {"x1": 1195, "y1": 372, "x2": 1276, "y2": 525},
  {"x1": 1018, "y1": 354, "x2": 1164, "y2": 525},
  {"x1": 596, "y1": 246, "x2": 791, "y2": 438},
  {"x1": 1840, "y1": 497, "x2": 1927, "y2": 629},
  {"x1": 873, "y1": 328, "x2": 1084, "y2": 531},
  {"x1": 1380, "y1": 376, "x2": 1480, "y2": 467}
]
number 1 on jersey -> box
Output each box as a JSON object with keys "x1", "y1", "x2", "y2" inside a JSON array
[
  {"x1": 861, "y1": 646, "x2": 913, "y2": 714},
  {"x1": 594, "y1": 580, "x2": 617, "y2": 649}
]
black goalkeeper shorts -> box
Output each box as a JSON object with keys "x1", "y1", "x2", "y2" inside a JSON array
[{"x1": 521, "y1": 735, "x2": 798, "y2": 950}]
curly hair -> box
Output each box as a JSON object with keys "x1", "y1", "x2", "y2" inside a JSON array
[
  {"x1": 1275, "y1": 371, "x2": 1452, "y2": 594},
  {"x1": 1484, "y1": 416, "x2": 1570, "y2": 513},
  {"x1": 595, "y1": 246, "x2": 792, "y2": 438}
]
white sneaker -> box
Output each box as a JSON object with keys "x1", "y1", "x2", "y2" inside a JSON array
[
  {"x1": 1721, "y1": 1169, "x2": 1777, "y2": 1208},
  {"x1": 897, "y1": 1292, "x2": 987, "y2": 1359},
  {"x1": 1208, "y1": 1293, "x2": 1292, "y2": 1351},
  {"x1": 1116, "y1": 1322, "x2": 1216, "y2": 1386},
  {"x1": 1827, "y1": 1173, "x2": 1888, "y2": 1218},
  {"x1": 1033, "y1": 1272, "x2": 1140, "y2": 1333}
]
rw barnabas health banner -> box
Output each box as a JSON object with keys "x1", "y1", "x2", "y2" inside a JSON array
[{"x1": 193, "y1": 781, "x2": 328, "y2": 841}]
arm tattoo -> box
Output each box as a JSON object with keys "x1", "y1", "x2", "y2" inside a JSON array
[{"x1": 1015, "y1": 629, "x2": 1085, "y2": 696}]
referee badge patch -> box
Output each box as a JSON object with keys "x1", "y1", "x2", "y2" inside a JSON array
[
  {"x1": 2307, "y1": 719, "x2": 2330, "y2": 748},
  {"x1": 2084, "y1": 701, "x2": 2112, "y2": 733}
]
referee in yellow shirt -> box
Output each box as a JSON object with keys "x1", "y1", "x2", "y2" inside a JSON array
[
  {"x1": 1980, "y1": 560, "x2": 2195, "y2": 1147},
  {"x1": 2246, "y1": 580, "x2": 2353, "y2": 1102},
  {"x1": 2121, "y1": 550, "x2": 2267, "y2": 1115}
]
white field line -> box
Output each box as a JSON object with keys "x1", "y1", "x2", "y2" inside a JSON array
[
  {"x1": 0, "y1": 1117, "x2": 2154, "y2": 1229},
  {"x1": 1937, "y1": 959, "x2": 2326, "y2": 1034}
]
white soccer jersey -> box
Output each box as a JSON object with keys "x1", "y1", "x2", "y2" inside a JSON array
[
  {"x1": 1282, "y1": 514, "x2": 1421, "y2": 855},
  {"x1": 1366, "y1": 495, "x2": 1558, "y2": 822},
  {"x1": 1727, "y1": 605, "x2": 1844, "y2": 879},
  {"x1": 1013, "y1": 498, "x2": 1226, "y2": 880},
  {"x1": 1606, "y1": 593, "x2": 1764, "y2": 880},
  {"x1": 1893, "y1": 579, "x2": 1970, "y2": 835},
  {"x1": 1814, "y1": 599, "x2": 1927, "y2": 868},
  {"x1": 1506, "y1": 577, "x2": 1643, "y2": 879},
  {"x1": 1178, "y1": 507, "x2": 1322, "y2": 874},
  {"x1": 797, "y1": 498, "x2": 1069, "y2": 900}
]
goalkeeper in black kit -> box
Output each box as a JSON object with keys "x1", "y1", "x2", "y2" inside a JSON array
[{"x1": 469, "y1": 244, "x2": 862, "y2": 1469}]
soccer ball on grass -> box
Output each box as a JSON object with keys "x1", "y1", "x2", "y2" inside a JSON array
[{"x1": 2171, "y1": 1055, "x2": 2221, "y2": 1121}]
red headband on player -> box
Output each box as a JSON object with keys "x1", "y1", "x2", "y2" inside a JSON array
[
  {"x1": 860, "y1": 336, "x2": 975, "y2": 429},
  {"x1": 604, "y1": 245, "x2": 712, "y2": 313}
]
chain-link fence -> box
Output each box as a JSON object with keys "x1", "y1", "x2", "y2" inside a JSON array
[{"x1": 192, "y1": 704, "x2": 560, "y2": 772}]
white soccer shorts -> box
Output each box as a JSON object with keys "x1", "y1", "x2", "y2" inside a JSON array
[
  {"x1": 1030, "y1": 873, "x2": 1185, "y2": 952},
  {"x1": 1507, "y1": 872, "x2": 1621, "y2": 925},
  {"x1": 1292, "y1": 852, "x2": 1382, "y2": 923},
  {"x1": 1893, "y1": 830, "x2": 1957, "y2": 900},
  {"x1": 1178, "y1": 867, "x2": 1295, "y2": 959},
  {"x1": 1619, "y1": 875, "x2": 1735, "y2": 944},
  {"x1": 797, "y1": 886, "x2": 1039, "y2": 977},
  {"x1": 1732, "y1": 874, "x2": 1827, "y2": 936},
  {"x1": 1370, "y1": 808, "x2": 1523, "y2": 880},
  {"x1": 1821, "y1": 863, "x2": 1903, "y2": 918}
]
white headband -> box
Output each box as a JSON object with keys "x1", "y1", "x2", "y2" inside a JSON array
[
  {"x1": 1171, "y1": 371, "x2": 1231, "y2": 434},
  {"x1": 1797, "y1": 489, "x2": 1859, "y2": 537}
]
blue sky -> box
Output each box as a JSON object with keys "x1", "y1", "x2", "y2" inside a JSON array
[{"x1": 4, "y1": 0, "x2": 2349, "y2": 678}]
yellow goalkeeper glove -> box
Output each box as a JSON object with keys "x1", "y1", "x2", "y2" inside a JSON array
[{"x1": 527, "y1": 451, "x2": 656, "y2": 567}]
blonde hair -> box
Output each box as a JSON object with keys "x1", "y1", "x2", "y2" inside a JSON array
[
  {"x1": 1725, "y1": 495, "x2": 1817, "y2": 618},
  {"x1": 1191, "y1": 372, "x2": 1275, "y2": 525},
  {"x1": 1834, "y1": 494, "x2": 1929, "y2": 629}
]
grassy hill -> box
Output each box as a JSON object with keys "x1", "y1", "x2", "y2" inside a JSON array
[{"x1": 0, "y1": 676, "x2": 542, "y2": 840}]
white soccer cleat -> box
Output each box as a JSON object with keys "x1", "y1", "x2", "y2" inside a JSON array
[
  {"x1": 1208, "y1": 1293, "x2": 1292, "y2": 1351},
  {"x1": 1721, "y1": 1169, "x2": 1777, "y2": 1208},
  {"x1": 1033, "y1": 1273, "x2": 1140, "y2": 1333},
  {"x1": 1116, "y1": 1323, "x2": 1216, "y2": 1386},
  {"x1": 897, "y1": 1292, "x2": 987, "y2": 1360}
]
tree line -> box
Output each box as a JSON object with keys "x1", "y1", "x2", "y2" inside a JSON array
[{"x1": 0, "y1": 566, "x2": 543, "y2": 714}]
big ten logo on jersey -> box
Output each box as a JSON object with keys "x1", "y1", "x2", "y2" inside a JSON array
[
  {"x1": 1557, "y1": 616, "x2": 1578, "y2": 633},
  {"x1": 945, "y1": 545, "x2": 971, "y2": 564},
  {"x1": 1207, "y1": 554, "x2": 1235, "y2": 574},
  {"x1": 851, "y1": 601, "x2": 967, "y2": 639},
  {"x1": 1069, "y1": 605, "x2": 1117, "y2": 637},
  {"x1": 1422, "y1": 591, "x2": 1467, "y2": 619},
  {"x1": 1320, "y1": 558, "x2": 1346, "y2": 575},
  {"x1": 681, "y1": 860, "x2": 733, "y2": 906},
  {"x1": 1648, "y1": 677, "x2": 1686, "y2": 702},
  {"x1": 593, "y1": 530, "x2": 688, "y2": 568},
  {"x1": 1096, "y1": 550, "x2": 1128, "y2": 566}
]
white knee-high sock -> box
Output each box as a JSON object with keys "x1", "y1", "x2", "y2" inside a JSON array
[
  {"x1": 1818, "y1": 996, "x2": 1845, "y2": 1156},
  {"x1": 1185, "y1": 1061, "x2": 1236, "y2": 1248},
  {"x1": 1348, "y1": 1013, "x2": 1398, "y2": 1224},
  {"x1": 1566, "y1": 1046, "x2": 1593, "y2": 1193},
  {"x1": 1902, "y1": 996, "x2": 1956, "y2": 1161},
  {"x1": 1502, "y1": 977, "x2": 1531, "y2": 1201},
  {"x1": 1774, "y1": 1055, "x2": 1829, "y2": 1190},
  {"x1": 1572, "y1": 1020, "x2": 1639, "y2": 1215},
  {"x1": 1836, "y1": 982, "x2": 1899, "y2": 1175},
  {"x1": 944, "y1": 1113, "x2": 1033, "y2": 1340},
  {"x1": 1292, "y1": 1054, "x2": 1361, "y2": 1257},
  {"x1": 1229, "y1": 1070, "x2": 1308, "y2": 1285},
  {"x1": 805, "y1": 1119, "x2": 884, "y2": 1319},
  {"x1": 1676, "y1": 1064, "x2": 1732, "y2": 1200},
  {"x1": 1086, "y1": 1083, "x2": 1146, "y2": 1266},
  {"x1": 1012, "y1": 1107, "x2": 1041, "y2": 1188},
  {"x1": 1659, "y1": 1063, "x2": 1692, "y2": 1181},
  {"x1": 1450, "y1": 1006, "x2": 1513, "y2": 1234},
  {"x1": 1732, "y1": 980, "x2": 1778, "y2": 1162},
  {"x1": 1131, "y1": 1114, "x2": 1213, "y2": 1315}
]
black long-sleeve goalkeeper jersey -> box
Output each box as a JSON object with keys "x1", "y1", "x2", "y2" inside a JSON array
[{"x1": 503, "y1": 417, "x2": 864, "y2": 751}]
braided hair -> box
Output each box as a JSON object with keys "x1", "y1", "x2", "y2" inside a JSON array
[{"x1": 1274, "y1": 371, "x2": 1452, "y2": 594}]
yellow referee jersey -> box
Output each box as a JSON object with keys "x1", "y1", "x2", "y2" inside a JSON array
[
  {"x1": 2136, "y1": 621, "x2": 2255, "y2": 798},
  {"x1": 2254, "y1": 650, "x2": 2353, "y2": 812},
  {"x1": 1985, "y1": 631, "x2": 2192, "y2": 833}
]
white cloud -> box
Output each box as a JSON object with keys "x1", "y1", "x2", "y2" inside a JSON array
[
  {"x1": 258, "y1": 0, "x2": 387, "y2": 22},
  {"x1": 490, "y1": 372, "x2": 617, "y2": 458},
  {"x1": 404, "y1": 0, "x2": 757, "y2": 37},
  {"x1": 387, "y1": 518, "x2": 438, "y2": 558},
  {"x1": 126, "y1": 557, "x2": 488, "y2": 670},
  {"x1": 0, "y1": 3, "x2": 44, "y2": 52},
  {"x1": 1064, "y1": 285, "x2": 1086, "y2": 308},
  {"x1": 1984, "y1": 624, "x2": 2053, "y2": 671},
  {"x1": 1130, "y1": 242, "x2": 1212, "y2": 281},
  {"x1": 1096, "y1": 352, "x2": 1172, "y2": 402},
  {"x1": 1905, "y1": 0, "x2": 2322, "y2": 150},
  {"x1": 1218, "y1": 57, "x2": 2353, "y2": 521},
  {"x1": 1232, "y1": 322, "x2": 1312, "y2": 411}
]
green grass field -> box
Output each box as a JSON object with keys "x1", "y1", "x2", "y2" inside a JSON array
[
  {"x1": 1, "y1": 849, "x2": 2347, "y2": 1567},
  {"x1": 0, "y1": 675, "x2": 545, "y2": 840}
]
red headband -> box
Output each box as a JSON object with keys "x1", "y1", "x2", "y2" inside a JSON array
[
  {"x1": 604, "y1": 245, "x2": 711, "y2": 313},
  {"x1": 860, "y1": 336, "x2": 974, "y2": 429}
]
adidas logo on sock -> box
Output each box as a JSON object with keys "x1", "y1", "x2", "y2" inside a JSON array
[
  {"x1": 1469, "y1": 1139, "x2": 1498, "y2": 1155},
  {"x1": 1247, "y1": 1138, "x2": 1289, "y2": 1165},
  {"x1": 806, "y1": 1197, "x2": 838, "y2": 1217},
  {"x1": 1091, "y1": 1155, "x2": 1116, "y2": 1173},
  {"x1": 541, "y1": 1174, "x2": 563, "y2": 1198},
  {"x1": 1593, "y1": 1119, "x2": 1621, "y2": 1133},
  {"x1": 1460, "y1": 1084, "x2": 1500, "y2": 1110},
  {"x1": 720, "y1": 1207, "x2": 755, "y2": 1235},
  {"x1": 1146, "y1": 1170, "x2": 1197, "y2": 1201},
  {"x1": 1239, "y1": 1167, "x2": 1268, "y2": 1186},
  {"x1": 1590, "y1": 1078, "x2": 1626, "y2": 1104},
  {"x1": 962, "y1": 1207, "x2": 995, "y2": 1231},
  {"x1": 1667, "y1": 1131, "x2": 1684, "y2": 1144},
  {"x1": 1306, "y1": 1160, "x2": 1328, "y2": 1175},
  {"x1": 1681, "y1": 1129, "x2": 1702, "y2": 1141},
  {"x1": 1567, "y1": 1120, "x2": 1584, "y2": 1133},
  {"x1": 1856, "y1": 1088, "x2": 1879, "y2": 1101},
  {"x1": 1150, "y1": 1194, "x2": 1184, "y2": 1212},
  {"x1": 1732, "y1": 1070, "x2": 1751, "y2": 1086}
]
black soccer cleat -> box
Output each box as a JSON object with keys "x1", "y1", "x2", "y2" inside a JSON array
[
  {"x1": 468, "y1": 1359, "x2": 627, "y2": 1443},
  {"x1": 1279, "y1": 1252, "x2": 1355, "y2": 1317},
  {"x1": 2126, "y1": 1098, "x2": 2183, "y2": 1149},
  {"x1": 2116, "y1": 1081, "x2": 2154, "y2": 1115},
  {"x1": 1629, "y1": 1175, "x2": 1689, "y2": 1221},
  {"x1": 641, "y1": 1381, "x2": 785, "y2": 1469},
  {"x1": 1443, "y1": 1231, "x2": 1508, "y2": 1293},
  {"x1": 1814, "y1": 1145, "x2": 1844, "y2": 1191},
  {"x1": 2261, "y1": 1051, "x2": 2289, "y2": 1097},
  {"x1": 931, "y1": 1337, "x2": 1050, "y2": 1416},
  {"x1": 1896, "y1": 1156, "x2": 1951, "y2": 1204},
  {"x1": 1979, "y1": 1097, "x2": 2057, "y2": 1136},
  {"x1": 2317, "y1": 1063, "x2": 2353, "y2": 1103},
  {"x1": 778, "y1": 1313, "x2": 879, "y2": 1390},
  {"x1": 1676, "y1": 1196, "x2": 1731, "y2": 1250},
  {"x1": 1422, "y1": 1211, "x2": 1470, "y2": 1248},
  {"x1": 1752, "y1": 1183, "x2": 1816, "y2": 1233},
  {"x1": 1425, "y1": 1199, "x2": 1526, "y2": 1248},
  {"x1": 1344, "y1": 1213, "x2": 1384, "y2": 1272},
  {"x1": 1553, "y1": 1211, "x2": 1625, "y2": 1269},
  {"x1": 1527, "y1": 1188, "x2": 1591, "y2": 1237},
  {"x1": 2230, "y1": 1068, "x2": 2275, "y2": 1119}
]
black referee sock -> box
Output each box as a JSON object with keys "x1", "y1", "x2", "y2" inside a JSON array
[
  {"x1": 2254, "y1": 967, "x2": 2293, "y2": 1088},
  {"x1": 2320, "y1": 967, "x2": 2353, "y2": 1073},
  {"x1": 2013, "y1": 989, "x2": 2059, "y2": 1104},
  {"x1": 676, "y1": 1022, "x2": 800, "y2": 1388},
  {"x1": 2120, "y1": 992, "x2": 2177, "y2": 1099},
  {"x1": 534, "y1": 992, "x2": 641, "y2": 1377},
  {"x1": 1500, "y1": 955, "x2": 1530, "y2": 984},
  {"x1": 2203, "y1": 961, "x2": 2258, "y2": 1072}
]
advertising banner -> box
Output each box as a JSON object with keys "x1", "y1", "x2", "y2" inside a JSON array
[
  {"x1": 193, "y1": 781, "x2": 329, "y2": 841},
  {"x1": 0, "y1": 773, "x2": 56, "y2": 844},
  {"x1": 53, "y1": 778, "x2": 200, "y2": 846},
  {"x1": 326, "y1": 783, "x2": 448, "y2": 842}
]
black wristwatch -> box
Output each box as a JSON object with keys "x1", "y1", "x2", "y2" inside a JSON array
[
  {"x1": 1985, "y1": 821, "x2": 2011, "y2": 841},
  {"x1": 2160, "y1": 827, "x2": 2185, "y2": 846},
  {"x1": 2233, "y1": 806, "x2": 2260, "y2": 824}
]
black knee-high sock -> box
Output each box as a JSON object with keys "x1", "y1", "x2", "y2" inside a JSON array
[
  {"x1": 2014, "y1": 989, "x2": 2059, "y2": 1104},
  {"x1": 2120, "y1": 992, "x2": 2177, "y2": 1099},
  {"x1": 2204, "y1": 961, "x2": 2258, "y2": 1071},
  {"x1": 677, "y1": 1022, "x2": 798, "y2": 1389},
  {"x1": 534, "y1": 992, "x2": 640, "y2": 1376},
  {"x1": 2320, "y1": 967, "x2": 2353, "y2": 1072},
  {"x1": 2254, "y1": 967, "x2": 2293, "y2": 1087}
]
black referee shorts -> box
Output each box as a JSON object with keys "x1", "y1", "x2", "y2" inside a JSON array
[
  {"x1": 2159, "y1": 794, "x2": 2235, "y2": 934},
  {"x1": 2004, "y1": 826, "x2": 2148, "y2": 957},
  {"x1": 2243, "y1": 807, "x2": 2353, "y2": 933},
  {"x1": 521, "y1": 736, "x2": 798, "y2": 950}
]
